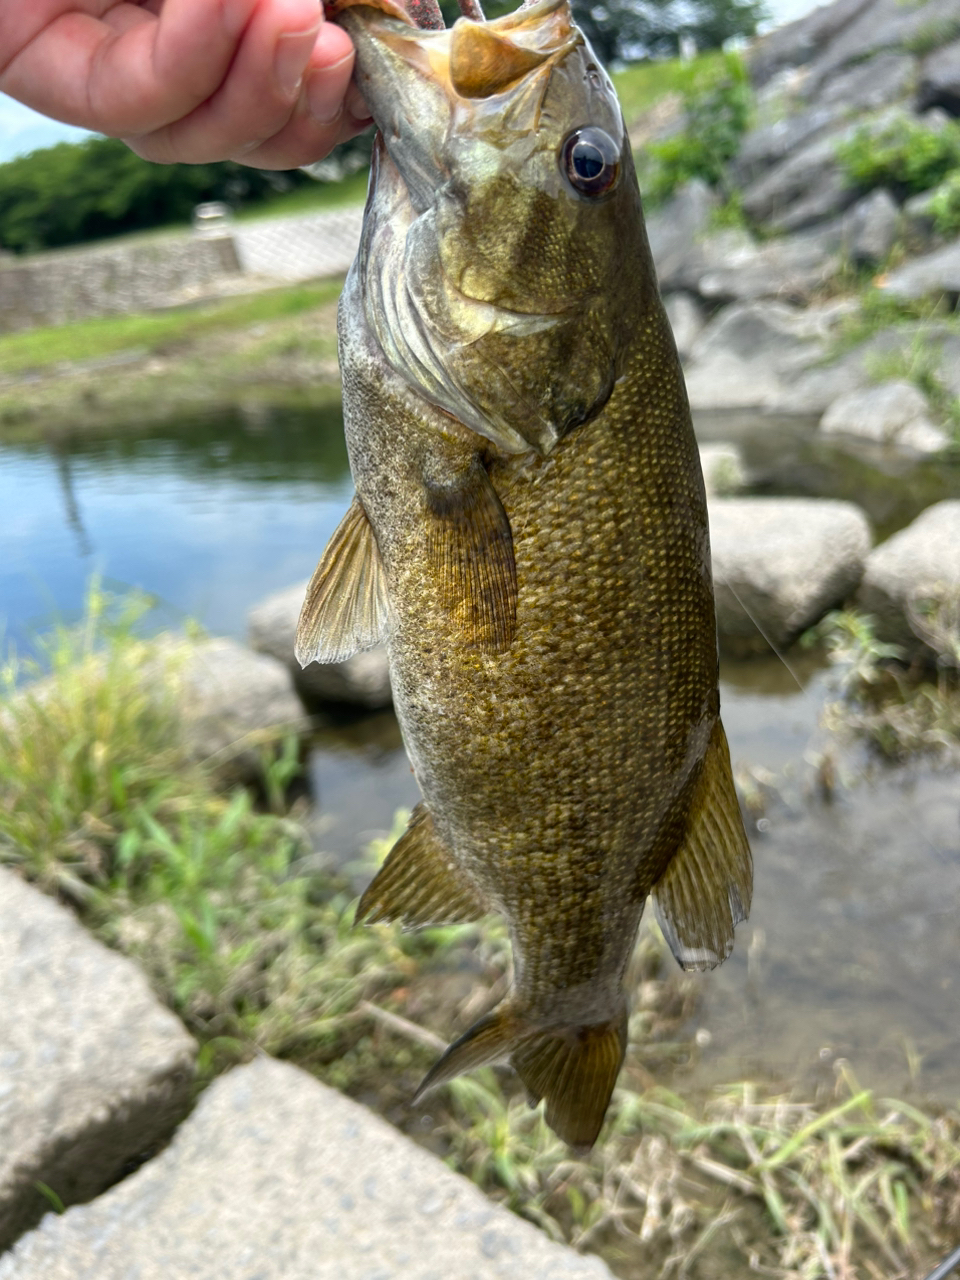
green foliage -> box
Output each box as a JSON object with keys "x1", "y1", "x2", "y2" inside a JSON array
[
  {"x1": 930, "y1": 170, "x2": 960, "y2": 236},
  {"x1": 569, "y1": 0, "x2": 766, "y2": 65},
  {"x1": 836, "y1": 116, "x2": 960, "y2": 200},
  {"x1": 643, "y1": 52, "x2": 752, "y2": 203},
  {"x1": 0, "y1": 135, "x2": 315, "y2": 254}
]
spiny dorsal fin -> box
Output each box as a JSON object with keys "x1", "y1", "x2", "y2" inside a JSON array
[
  {"x1": 414, "y1": 1002, "x2": 627, "y2": 1152},
  {"x1": 295, "y1": 495, "x2": 389, "y2": 667},
  {"x1": 653, "y1": 718, "x2": 753, "y2": 972},
  {"x1": 425, "y1": 460, "x2": 517, "y2": 653},
  {"x1": 356, "y1": 802, "x2": 488, "y2": 929}
]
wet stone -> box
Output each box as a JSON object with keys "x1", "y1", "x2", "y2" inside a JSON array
[
  {"x1": 0, "y1": 1058, "x2": 613, "y2": 1280},
  {"x1": 248, "y1": 581, "x2": 392, "y2": 710},
  {"x1": 709, "y1": 497, "x2": 872, "y2": 651},
  {"x1": 0, "y1": 869, "x2": 196, "y2": 1253},
  {"x1": 858, "y1": 500, "x2": 960, "y2": 658},
  {"x1": 820, "y1": 380, "x2": 949, "y2": 453}
]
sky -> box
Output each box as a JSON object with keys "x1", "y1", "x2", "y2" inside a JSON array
[{"x1": 0, "y1": 0, "x2": 827, "y2": 164}]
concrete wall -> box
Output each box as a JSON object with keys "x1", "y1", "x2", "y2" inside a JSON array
[{"x1": 0, "y1": 234, "x2": 241, "y2": 334}]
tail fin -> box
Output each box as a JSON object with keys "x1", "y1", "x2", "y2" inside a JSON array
[{"x1": 414, "y1": 1002, "x2": 628, "y2": 1151}]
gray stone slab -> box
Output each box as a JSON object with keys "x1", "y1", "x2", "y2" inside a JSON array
[
  {"x1": 0, "y1": 869, "x2": 196, "y2": 1252},
  {"x1": 878, "y1": 236, "x2": 960, "y2": 301},
  {"x1": 0, "y1": 1057, "x2": 614, "y2": 1280}
]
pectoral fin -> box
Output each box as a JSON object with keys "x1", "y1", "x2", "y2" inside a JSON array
[
  {"x1": 356, "y1": 802, "x2": 488, "y2": 928},
  {"x1": 653, "y1": 719, "x2": 753, "y2": 972},
  {"x1": 414, "y1": 1001, "x2": 627, "y2": 1152},
  {"x1": 425, "y1": 459, "x2": 517, "y2": 653},
  {"x1": 295, "y1": 496, "x2": 388, "y2": 667}
]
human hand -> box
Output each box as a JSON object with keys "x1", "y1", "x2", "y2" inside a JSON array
[{"x1": 0, "y1": 0, "x2": 371, "y2": 169}]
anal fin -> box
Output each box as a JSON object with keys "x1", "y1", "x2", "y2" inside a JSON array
[
  {"x1": 653, "y1": 718, "x2": 753, "y2": 972},
  {"x1": 295, "y1": 495, "x2": 388, "y2": 667},
  {"x1": 356, "y1": 802, "x2": 488, "y2": 929},
  {"x1": 414, "y1": 1001, "x2": 627, "y2": 1152},
  {"x1": 425, "y1": 458, "x2": 517, "y2": 654}
]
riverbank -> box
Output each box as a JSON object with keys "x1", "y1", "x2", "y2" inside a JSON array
[
  {"x1": 0, "y1": 280, "x2": 344, "y2": 440},
  {"x1": 2, "y1": 590, "x2": 959, "y2": 1278}
]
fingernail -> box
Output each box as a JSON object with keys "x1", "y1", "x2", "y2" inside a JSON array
[
  {"x1": 275, "y1": 21, "x2": 323, "y2": 98},
  {"x1": 345, "y1": 82, "x2": 373, "y2": 126},
  {"x1": 305, "y1": 56, "x2": 353, "y2": 125}
]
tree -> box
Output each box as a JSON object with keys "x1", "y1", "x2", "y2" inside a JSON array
[{"x1": 570, "y1": 0, "x2": 767, "y2": 65}]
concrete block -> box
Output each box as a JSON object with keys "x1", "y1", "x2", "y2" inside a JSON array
[
  {"x1": 0, "y1": 869, "x2": 196, "y2": 1252},
  {"x1": 0, "y1": 1057, "x2": 613, "y2": 1280}
]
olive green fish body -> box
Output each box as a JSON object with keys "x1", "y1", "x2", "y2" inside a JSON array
[{"x1": 298, "y1": 0, "x2": 751, "y2": 1149}]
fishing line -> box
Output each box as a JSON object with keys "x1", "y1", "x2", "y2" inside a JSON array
[{"x1": 922, "y1": 1242, "x2": 960, "y2": 1280}]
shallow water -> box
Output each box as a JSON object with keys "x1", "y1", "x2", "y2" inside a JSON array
[{"x1": 2, "y1": 403, "x2": 959, "y2": 1101}]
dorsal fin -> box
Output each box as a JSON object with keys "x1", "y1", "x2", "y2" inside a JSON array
[
  {"x1": 356, "y1": 803, "x2": 489, "y2": 929},
  {"x1": 295, "y1": 495, "x2": 389, "y2": 667},
  {"x1": 652, "y1": 719, "x2": 753, "y2": 972}
]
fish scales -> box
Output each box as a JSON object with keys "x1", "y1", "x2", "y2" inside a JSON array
[{"x1": 298, "y1": 0, "x2": 752, "y2": 1149}]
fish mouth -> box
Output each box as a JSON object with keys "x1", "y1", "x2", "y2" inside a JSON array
[{"x1": 327, "y1": 0, "x2": 581, "y2": 212}]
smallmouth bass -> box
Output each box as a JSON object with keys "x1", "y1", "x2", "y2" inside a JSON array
[{"x1": 297, "y1": 0, "x2": 752, "y2": 1149}]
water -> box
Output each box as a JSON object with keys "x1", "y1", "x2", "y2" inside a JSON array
[{"x1": 2, "y1": 403, "x2": 960, "y2": 1100}]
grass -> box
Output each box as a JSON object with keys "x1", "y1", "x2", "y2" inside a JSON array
[
  {"x1": 0, "y1": 280, "x2": 343, "y2": 378},
  {"x1": 806, "y1": 606, "x2": 960, "y2": 763},
  {"x1": 611, "y1": 51, "x2": 726, "y2": 125},
  {"x1": 3, "y1": 587, "x2": 960, "y2": 1277}
]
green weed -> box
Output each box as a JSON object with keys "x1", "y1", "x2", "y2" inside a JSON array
[
  {"x1": 612, "y1": 51, "x2": 725, "y2": 124},
  {"x1": 929, "y1": 170, "x2": 960, "y2": 237},
  {"x1": 837, "y1": 117, "x2": 960, "y2": 200}
]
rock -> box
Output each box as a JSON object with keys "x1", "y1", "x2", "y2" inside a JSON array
[
  {"x1": 843, "y1": 188, "x2": 900, "y2": 266},
  {"x1": 709, "y1": 498, "x2": 872, "y2": 651},
  {"x1": 0, "y1": 868, "x2": 196, "y2": 1253},
  {"x1": 683, "y1": 299, "x2": 853, "y2": 412},
  {"x1": 748, "y1": 0, "x2": 874, "y2": 87},
  {"x1": 731, "y1": 104, "x2": 843, "y2": 187},
  {"x1": 821, "y1": 381, "x2": 949, "y2": 452},
  {"x1": 902, "y1": 186, "x2": 942, "y2": 249},
  {"x1": 878, "y1": 236, "x2": 960, "y2": 301},
  {"x1": 0, "y1": 1058, "x2": 614, "y2": 1280},
  {"x1": 645, "y1": 179, "x2": 716, "y2": 293},
  {"x1": 699, "y1": 442, "x2": 747, "y2": 495},
  {"x1": 663, "y1": 291, "x2": 705, "y2": 359},
  {"x1": 802, "y1": 0, "x2": 956, "y2": 98},
  {"x1": 248, "y1": 581, "x2": 392, "y2": 709},
  {"x1": 858, "y1": 501, "x2": 960, "y2": 658},
  {"x1": 695, "y1": 225, "x2": 844, "y2": 305},
  {"x1": 809, "y1": 51, "x2": 916, "y2": 112},
  {"x1": 171, "y1": 636, "x2": 309, "y2": 771},
  {"x1": 740, "y1": 127, "x2": 857, "y2": 231},
  {"x1": 917, "y1": 39, "x2": 960, "y2": 114}
]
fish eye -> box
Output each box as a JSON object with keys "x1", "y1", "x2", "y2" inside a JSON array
[{"x1": 560, "y1": 127, "x2": 621, "y2": 199}]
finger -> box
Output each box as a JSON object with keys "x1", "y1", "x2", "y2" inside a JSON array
[
  {"x1": 0, "y1": 0, "x2": 264, "y2": 135},
  {"x1": 126, "y1": 0, "x2": 344, "y2": 165}
]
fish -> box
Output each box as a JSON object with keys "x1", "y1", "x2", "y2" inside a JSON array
[{"x1": 296, "y1": 0, "x2": 752, "y2": 1150}]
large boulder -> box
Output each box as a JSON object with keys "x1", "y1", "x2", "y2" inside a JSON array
[
  {"x1": 0, "y1": 1057, "x2": 614, "y2": 1280},
  {"x1": 248, "y1": 581, "x2": 392, "y2": 709},
  {"x1": 740, "y1": 127, "x2": 858, "y2": 231},
  {"x1": 857, "y1": 501, "x2": 960, "y2": 659},
  {"x1": 171, "y1": 636, "x2": 309, "y2": 771},
  {"x1": 731, "y1": 103, "x2": 844, "y2": 187},
  {"x1": 820, "y1": 381, "x2": 949, "y2": 453},
  {"x1": 801, "y1": 0, "x2": 954, "y2": 98},
  {"x1": 645, "y1": 179, "x2": 716, "y2": 293},
  {"x1": 748, "y1": 0, "x2": 874, "y2": 87},
  {"x1": 0, "y1": 869, "x2": 196, "y2": 1252},
  {"x1": 843, "y1": 188, "x2": 900, "y2": 267},
  {"x1": 806, "y1": 50, "x2": 916, "y2": 112},
  {"x1": 878, "y1": 236, "x2": 960, "y2": 301},
  {"x1": 709, "y1": 497, "x2": 872, "y2": 651},
  {"x1": 918, "y1": 39, "x2": 960, "y2": 113},
  {"x1": 695, "y1": 225, "x2": 844, "y2": 305}
]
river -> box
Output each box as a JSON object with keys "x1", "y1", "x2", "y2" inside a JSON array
[{"x1": 2, "y1": 401, "x2": 959, "y2": 1101}]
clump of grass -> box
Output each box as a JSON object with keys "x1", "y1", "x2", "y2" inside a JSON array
[
  {"x1": 806, "y1": 607, "x2": 960, "y2": 762},
  {"x1": 836, "y1": 117, "x2": 960, "y2": 201},
  {"x1": 929, "y1": 170, "x2": 960, "y2": 238}
]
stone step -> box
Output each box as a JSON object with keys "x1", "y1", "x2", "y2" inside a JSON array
[
  {"x1": 0, "y1": 1056, "x2": 613, "y2": 1280},
  {"x1": 0, "y1": 868, "x2": 197, "y2": 1252}
]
